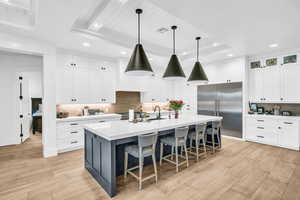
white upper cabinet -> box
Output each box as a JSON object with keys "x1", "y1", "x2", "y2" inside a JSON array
[
  {"x1": 141, "y1": 75, "x2": 172, "y2": 103},
  {"x1": 89, "y1": 60, "x2": 116, "y2": 104},
  {"x1": 248, "y1": 52, "x2": 300, "y2": 103},
  {"x1": 205, "y1": 57, "x2": 244, "y2": 84},
  {"x1": 56, "y1": 54, "x2": 116, "y2": 104},
  {"x1": 282, "y1": 63, "x2": 300, "y2": 103}
]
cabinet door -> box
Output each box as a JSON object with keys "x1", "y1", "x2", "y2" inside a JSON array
[
  {"x1": 100, "y1": 66, "x2": 116, "y2": 103},
  {"x1": 278, "y1": 120, "x2": 299, "y2": 149},
  {"x1": 73, "y1": 66, "x2": 90, "y2": 104},
  {"x1": 249, "y1": 68, "x2": 264, "y2": 102},
  {"x1": 262, "y1": 66, "x2": 281, "y2": 102},
  {"x1": 160, "y1": 80, "x2": 174, "y2": 102},
  {"x1": 282, "y1": 64, "x2": 300, "y2": 103},
  {"x1": 142, "y1": 76, "x2": 161, "y2": 103},
  {"x1": 56, "y1": 65, "x2": 73, "y2": 104},
  {"x1": 90, "y1": 65, "x2": 116, "y2": 104}
]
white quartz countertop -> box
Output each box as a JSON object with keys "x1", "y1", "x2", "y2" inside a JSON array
[
  {"x1": 83, "y1": 114, "x2": 222, "y2": 141},
  {"x1": 56, "y1": 114, "x2": 121, "y2": 123},
  {"x1": 246, "y1": 114, "x2": 300, "y2": 120}
]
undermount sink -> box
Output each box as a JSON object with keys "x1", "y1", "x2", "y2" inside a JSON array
[{"x1": 145, "y1": 117, "x2": 167, "y2": 122}]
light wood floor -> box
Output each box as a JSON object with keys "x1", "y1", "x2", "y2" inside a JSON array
[{"x1": 1, "y1": 135, "x2": 300, "y2": 200}]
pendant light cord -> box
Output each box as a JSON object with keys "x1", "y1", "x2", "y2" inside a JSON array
[
  {"x1": 171, "y1": 26, "x2": 177, "y2": 55},
  {"x1": 196, "y1": 37, "x2": 201, "y2": 62},
  {"x1": 138, "y1": 11, "x2": 141, "y2": 44},
  {"x1": 173, "y1": 28, "x2": 175, "y2": 54},
  {"x1": 197, "y1": 39, "x2": 199, "y2": 61}
]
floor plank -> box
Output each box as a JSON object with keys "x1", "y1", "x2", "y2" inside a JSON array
[{"x1": 0, "y1": 134, "x2": 299, "y2": 200}]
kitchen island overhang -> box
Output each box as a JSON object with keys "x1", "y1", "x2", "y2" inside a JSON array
[{"x1": 84, "y1": 115, "x2": 223, "y2": 197}]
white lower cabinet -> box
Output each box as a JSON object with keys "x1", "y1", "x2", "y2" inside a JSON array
[
  {"x1": 56, "y1": 115, "x2": 121, "y2": 153},
  {"x1": 246, "y1": 116, "x2": 300, "y2": 150}
]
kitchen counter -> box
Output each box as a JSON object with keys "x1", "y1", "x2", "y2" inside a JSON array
[
  {"x1": 56, "y1": 113, "x2": 121, "y2": 123},
  {"x1": 84, "y1": 114, "x2": 222, "y2": 141},
  {"x1": 84, "y1": 114, "x2": 222, "y2": 197},
  {"x1": 246, "y1": 114, "x2": 300, "y2": 120}
]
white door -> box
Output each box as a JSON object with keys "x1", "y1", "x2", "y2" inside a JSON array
[
  {"x1": 56, "y1": 61, "x2": 73, "y2": 104},
  {"x1": 282, "y1": 64, "x2": 300, "y2": 103},
  {"x1": 73, "y1": 66, "x2": 90, "y2": 104},
  {"x1": 90, "y1": 64, "x2": 116, "y2": 104},
  {"x1": 17, "y1": 74, "x2": 31, "y2": 142},
  {"x1": 249, "y1": 68, "x2": 264, "y2": 102},
  {"x1": 100, "y1": 65, "x2": 116, "y2": 103},
  {"x1": 262, "y1": 66, "x2": 281, "y2": 102},
  {"x1": 278, "y1": 120, "x2": 299, "y2": 149}
]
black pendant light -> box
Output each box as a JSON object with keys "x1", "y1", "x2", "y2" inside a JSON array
[
  {"x1": 188, "y1": 37, "x2": 208, "y2": 84},
  {"x1": 163, "y1": 25, "x2": 186, "y2": 80},
  {"x1": 125, "y1": 8, "x2": 153, "y2": 76}
]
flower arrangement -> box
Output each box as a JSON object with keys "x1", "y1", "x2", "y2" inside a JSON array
[
  {"x1": 169, "y1": 100, "x2": 184, "y2": 111},
  {"x1": 169, "y1": 100, "x2": 184, "y2": 119}
]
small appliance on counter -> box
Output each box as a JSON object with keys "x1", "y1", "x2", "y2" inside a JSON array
[
  {"x1": 273, "y1": 105, "x2": 281, "y2": 116},
  {"x1": 282, "y1": 111, "x2": 292, "y2": 116},
  {"x1": 57, "y1": 112, "x2": 69, "y2": 119},
  {"x1": 257, "y1": 107, "x2": 265, "y2": 114}
]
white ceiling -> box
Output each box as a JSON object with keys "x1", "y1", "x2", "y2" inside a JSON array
[{"x1": 0, "y1": 0, "x2": 299, "y2": 62}]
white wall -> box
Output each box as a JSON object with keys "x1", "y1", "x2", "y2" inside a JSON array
[{"x1": 0, "y1": 52, "x2": 43, "y2": 146}]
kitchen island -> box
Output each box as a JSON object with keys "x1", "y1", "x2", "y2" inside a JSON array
[{"x1": 84, "y1": 114, "x2": 222, "y2": 197}]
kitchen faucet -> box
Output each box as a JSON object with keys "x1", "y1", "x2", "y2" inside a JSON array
[{"x1": 153, "y1": 105, "x2": 161, "y2": 119}]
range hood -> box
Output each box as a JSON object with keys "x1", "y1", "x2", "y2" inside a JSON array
[{"x1": 116, "y1": 59, "x2": 149, "y2": 92}]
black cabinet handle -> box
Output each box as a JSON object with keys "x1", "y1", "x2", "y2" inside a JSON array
[
  {"x1": 70, "y1": 131, "x2": 78, "y2": 134},
  {"x1": 257, "y1": 127, "x2": 264, "y2": 129},
  {"x1": 98, "y1": 120, "x2": 105, "y2": 123},
  {"x1": 284, "y1": 122, "x2": 293, "y2": 125},
  {"x1": 71, "y1": 141, "x2": 78, "y2": 144},
  {"x1": 257, "y1": 120, "x2": 264, "y2": 122},
  {"x1": 257, "y1": 135, "x2": 264, "y2": 138},
  {"x1": 70, "y1": 123, "x2": 78, "y2": 126}
]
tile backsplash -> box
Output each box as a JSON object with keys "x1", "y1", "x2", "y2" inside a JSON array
[
  {"x1": 255, "y1": 103, "x2": 300, "y2": 116},
  {"x1": 57, "y1": 91, "x2": 169, "y2": 117}
]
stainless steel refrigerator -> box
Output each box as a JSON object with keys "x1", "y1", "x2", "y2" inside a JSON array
[{"x1": 197, "y1": 82, "x2": 243, "y2": 138}]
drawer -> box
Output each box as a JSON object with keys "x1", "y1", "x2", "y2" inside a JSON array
[
  {"x1": 246, "y1": 117, "x2": 276, "y2": 128},
  {"x1": 57, "y1": 127, "x2": 84, "y2": 139},
  {"x1": 57, "y1": 135, "x2": 83, "y2": 150},
  {"x1": 57, "y1": 121, "x2": 85, "y2": 129},
  {"x1": 246, "y1": 126, "x2": 277, "y2": 145}
]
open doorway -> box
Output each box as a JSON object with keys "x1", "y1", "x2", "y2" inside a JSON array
[{"x1": 0, "y1": 51, "x2": 43, "y2": 151}]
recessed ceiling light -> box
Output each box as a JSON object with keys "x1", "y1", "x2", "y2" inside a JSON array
[
  {"x1": 181, "y1": 52, "x2": 188, "y2": 56},
  {"x1": 269, "y1": 43, "x2": 278, "y2": 48},
  {"x1": 119, "y1": 0, "x2": 128, "y2": 4},
  {"x1": 11, "y1": 42, "x2": 20, "y2": 47},
  {"x1": 82, "y1": 42, "x2": 91, "y2": 47},
  {"x1": 120, "y1": 51, "x2": 127, "y2": 55},
  {"x1": 227, "y1": 53, "x2": 233, "y2": 57},
  {"x1": 92, "y1": 22, "x2": 103, "y2": 29},
  {"x1": 212, "y1": 42, "x2": 219, "y2": 47}
]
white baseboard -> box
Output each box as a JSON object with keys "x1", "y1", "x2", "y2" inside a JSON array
[
  {"x1": 221, "y1": 135, "x2": 245, "y2": 141},
  {"x1": 43, "y1": 147, "x2": 58, "y2": 157}
]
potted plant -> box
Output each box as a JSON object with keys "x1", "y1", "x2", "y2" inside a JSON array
[{"x1": 169, "y1": 100, "x2": 184, "y2": 119}]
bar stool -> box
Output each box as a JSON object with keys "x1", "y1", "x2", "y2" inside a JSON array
[
  {"x1": 124, "y1": 132, "x2": 158, "y2": 190},
  {"x1": 160, "y1": 126, "x2": 189, "y2": 173},
  {"x1": 205, "y1": 121, "x2": 222, "y2": 153},
  {"x1": 188, "y1": 123, "x2": 207, "y2": 161}
]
